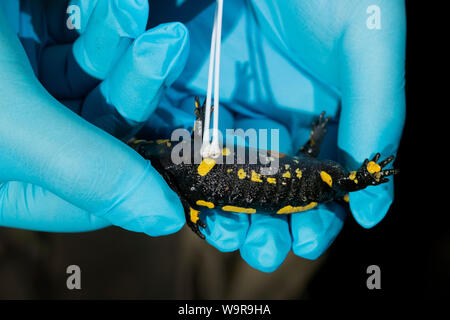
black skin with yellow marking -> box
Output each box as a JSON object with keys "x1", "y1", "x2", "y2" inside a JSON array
[{"x1": 129, "y1": 97, "x2": 399, "y2": 239}]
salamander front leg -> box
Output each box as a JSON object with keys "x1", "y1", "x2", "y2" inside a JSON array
[
  {"x1": 339, "y1": 153, "x2": 400, "y2": 193},
  {"x1": 357, "y1": 153, "x2": 400, "y2": 186}
]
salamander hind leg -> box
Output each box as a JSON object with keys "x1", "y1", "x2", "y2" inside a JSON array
[
  {"x1": 184, "y1": 203, "x2": 207, "y2": 240},
  {"x1": 298, "y1": 111, "x2": 331, "y2": 158}
]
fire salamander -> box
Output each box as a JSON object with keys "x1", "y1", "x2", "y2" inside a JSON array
[{"x1": 129, "y1": 97, "x2": 399, "y2": 239}]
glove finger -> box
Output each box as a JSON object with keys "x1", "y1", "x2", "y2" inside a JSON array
[
  {"x1": 338, "y1": 1, "x2": 406, "y2": 228},
  {"x1": 0, "y1": 181, "x2": 110, "y2": 232},
  {"x1": 291, "y1": 202, "x2": 346, "y2": 260},
  {"x1": 39, "y1": 0, "x2": 149, "y2": 99},
  {"x1": 201, "y1": 210, "x2": 249, "y2": 252},
  {"x1": 80, "y1": 22, "x2": 190, "y2": 141},
  {"x1": 73, "y1": 0, "x2": 149, "y2": 79},
  {"x1": 349, "y1": 180, "x2": 394, "y2": 228},
  {"x1": 240, "y1": 214, "x2": 291, "y2": 273}
]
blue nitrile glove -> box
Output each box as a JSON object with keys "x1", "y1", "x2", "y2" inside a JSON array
[
  {"x1": 143, "y1": 0, "x2": 406, "y2": 272},
  {"x1": 0, "y1": 0, "x2": 190, "y2": 235}
]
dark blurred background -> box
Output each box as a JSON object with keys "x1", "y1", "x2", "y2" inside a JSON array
[{"x1": 0, "y1": 1, "x2": 445, "y2": 299}]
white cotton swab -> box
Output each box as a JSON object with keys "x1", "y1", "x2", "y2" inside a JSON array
[
  {"x1": 201, "y1": 0, "x2": 223, "y2": 159},
  {"x1": 211, "y1": 0, "x2": 223, "y2": 156},
  {"x1": 201, "y1": 7, "x2": 217, "y2": 156}
]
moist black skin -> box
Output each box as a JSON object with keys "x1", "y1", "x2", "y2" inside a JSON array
[{"x1": 129, "y1": 97, "x2": 399, "y2": 239}]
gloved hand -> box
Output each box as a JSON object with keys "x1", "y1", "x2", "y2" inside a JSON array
[
  {"x1": 145, "y1": 0, "x2": 406, "y2": 272},
  {"x1": 0, "y1": 0, "x2": 190, "y2": 235}
]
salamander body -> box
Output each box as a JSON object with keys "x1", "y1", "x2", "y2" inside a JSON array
[{"x1": 130, "y1": 97, "x2": 398, "y2": 238}]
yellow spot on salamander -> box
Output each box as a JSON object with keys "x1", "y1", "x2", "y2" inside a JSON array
[
  {"x1": 251, "y1": 170, "x2": 263, "y2": 182},
  {"x1": 343, "y1": 194, "x2": 350, "y2": 203},
  {"x1": 198, "y1": 158, "x2": 216, "y2": 176},
  {"x1": 227, "y1": 168, "x2": 233, "y2": 173},
  {"x1": 293, "y1": 159, "x2": 299, "y2": 164},
  {"x1": 320, "y1": 171, "x2": 333, "y2": 187},
  {"x1": 222, "y1": 206, "x2": 256, "y2": 214},
  {"x1": 367, "y1": 161, "x2": 381, "y2": 174},
  {"x1": 156, "y1": 139, "x2": 169, "y2": 144},
  {"x1": 349, "y1": 171, "x2": 358, "y2": 184},
  {"x1": 284, "y1": 164, "x2": 290, "y2": 170},
  {"x1": 295, "y1": 168, "x2": 302, "y2": 179},
  {"x1": 277, "y1": 202, "x2": 318, "y2": 214},
  {"x1": 238, "y1": 169, "x2": 247, "y2": 179},
  {"x1": 190, "y1": 208, "x2": 200, "y2": 224},
  {"x1": 222, "y1": 147, "x2": 231, "y2": 156},
  {"x1": 282, "y1": 171, "x2": 291, "y2": 178},
  {"x1": 196, "y1": 200, "x2": 214, "y2": 209},
  {"x1": 267, "y1": 177, "x2": 276, "y2": 184}
]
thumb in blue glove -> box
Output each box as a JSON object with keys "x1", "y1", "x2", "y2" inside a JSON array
[{"x1": 0, "y1": 0, "x2": 190, "y2": 235}]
